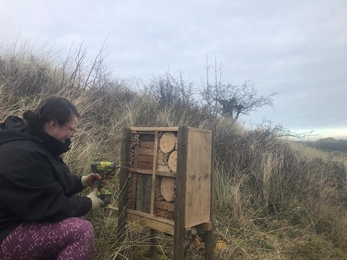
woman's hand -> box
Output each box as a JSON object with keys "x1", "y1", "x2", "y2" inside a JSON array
[
  {"x1": 81, "y1": 173, "x2": 102, "y2": 188},
  {"x1": 87, "y1": 190, "x2": 105, "y2": 210},
  {"x1": 82, "y1": 173, "x2": 115, "y2": 188}
]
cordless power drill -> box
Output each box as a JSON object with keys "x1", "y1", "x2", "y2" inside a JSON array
[{"x1": 91, "y1": 162, "x2": 118, "y2": 205}]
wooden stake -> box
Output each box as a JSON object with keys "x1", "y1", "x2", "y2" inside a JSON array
[
  {"x1": 204, "y1": 131, "x2": 215, "y2": 260},
  {"x1": 116, "y1": 127, "x2": 130, "y2": 260},
  {"x1": 173, "y1": 126, "x2": 188, "y2": 260}
]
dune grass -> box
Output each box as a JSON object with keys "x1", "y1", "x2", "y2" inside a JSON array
[{"x1": 1, "y1": 39, "x2": 347, "y2": 259}]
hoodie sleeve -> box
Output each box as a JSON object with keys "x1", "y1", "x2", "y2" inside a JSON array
[
  {"x1": 0, "y1": 141, "x2": 92, "y2": 223},
  {"x1": 72, "y1": 175, "x2": 86, "y2": 193}
]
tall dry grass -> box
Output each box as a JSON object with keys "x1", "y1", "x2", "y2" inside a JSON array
[{"x1": 1, "y1": 39, "x2": 347, "y2": 259}]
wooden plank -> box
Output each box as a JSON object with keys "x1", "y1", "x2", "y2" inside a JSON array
[
  {"x1": 105, "y1": 206, "x2": 118, "y2": 217},
  {"x1": 117, "y1": 127, "x2": 131, "y2": 260},
  {"x1": 185, "y1": 127, "x2": 212, "y2": 134},
  {"x1": 185, "y1": 128, "x2": 212, "y2": 228},
  {"x1": 127, "y1": 209, "x2": 175, "y2": 235},
  {"x1": 128, "y1": 168, "x2": 152, "y2": 175},
  {"x1": 195, "y1": 221, "x2": 213, "y2": 231},
  {"x1": 174, "y1": 126, "x2": 188, "y2": 260},
  {"x1": 156, "y1": 171, "x2": 176, "y2": 177},
  {"x1": 130, "y1": 127, "x2": 178, "y2": 132},
  {"x1": 129, "y1": 168, "x2": 176, "y2": 178},
  {"x1": 156, "y1": 209, "x2": 174, "y2": 220},
  {"x1": 108, "y1": 206, "x2": 175, "y2": 235}
]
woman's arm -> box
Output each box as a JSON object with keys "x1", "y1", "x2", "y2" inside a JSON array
[{"x1": 0, "y1": 141, "x2": 92, "y2": 222}]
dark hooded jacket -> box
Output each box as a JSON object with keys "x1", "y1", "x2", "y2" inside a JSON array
[{"x1": 0, "y1": 116, "x2": 92, "y2": 242}]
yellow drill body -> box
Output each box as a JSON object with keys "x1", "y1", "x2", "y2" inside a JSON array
[
  {"x1": 91, "y1": 162, "x2": 117, "y2": 175},
  {"x1": 91, "y1": 161, "x2": 118, "y2": 205}
]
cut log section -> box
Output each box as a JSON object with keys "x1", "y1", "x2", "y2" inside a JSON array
[
  {"x1": 160, "y1": 177, "x2": 175, "y2": 202},
  {"x1": 168, "y1": 151, "x2": 177, "y2": 172},
  {"x1": 159, "y1": 132, "x2": 176, "y2": 153}
]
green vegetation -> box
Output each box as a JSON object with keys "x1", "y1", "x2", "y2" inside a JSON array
[{"x1": 1, "y1": 40, "x2": 347, "y2": 259}]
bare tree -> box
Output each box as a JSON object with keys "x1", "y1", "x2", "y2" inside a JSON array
[
  {"x1": 143, "y1": 71, "x2": 196, "y2": 107},
  {"x1": 256, "y1": 119, "x2": 316, "y2": 139},
  {"x1": 218, "y1": 82, "x2": 277, "y2": 121},
  {"x1": 200, "y1": 57, "x2": 277, "y2": 121},
  {"x1": 200, "y1": 56, "x2": 224, "y2": 117}
]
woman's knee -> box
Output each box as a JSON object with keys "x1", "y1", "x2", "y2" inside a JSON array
[
  {"x1": 57, "y1": 218, "x2": 95, "y2": 259},
  {"x1": 63, "y1": 217, "x2": 94, "y2": 240},
  {"x1": 0, "y1": 219, "x2": 95, "y2": 260}
]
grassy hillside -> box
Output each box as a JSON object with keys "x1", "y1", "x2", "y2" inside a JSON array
[
  {"x1": 300, "y1": 138, "x2": 347, "y2": 153},
  {"x1": 1, "y1": 41, "x2": 347, "y2": 259}
]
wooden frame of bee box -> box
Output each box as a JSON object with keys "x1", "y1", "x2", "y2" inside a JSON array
[{"x1": 115, "y1": 126, "x2": 214, "y2": 260}]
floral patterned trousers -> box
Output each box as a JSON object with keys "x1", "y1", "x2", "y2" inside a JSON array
[{"x1": 0, "y1": 217, "x2": 94, "y2": 260}]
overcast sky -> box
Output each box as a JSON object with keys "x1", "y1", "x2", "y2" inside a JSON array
[{"x1": 1, "y1": 0, "x2": 346, "y2": 139}]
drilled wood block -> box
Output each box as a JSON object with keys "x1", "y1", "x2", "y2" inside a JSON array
[
  {"x1": 138, "y1": 148, "x2": 154, "y2": 156},
  {"x1": 135, "y1": 174, "x2": 152, "y2": 213},
  {"x1": 168, "y1": 151, "x2": 177, "y2": 172},
  {"x1": 137, "y1": 161, "x2": 153, "y2": 170},
  {"x1": 129, "y1": 173, "x2": 137, "y2": 210},
  {"x1": 159, "y1": 132, "x2": 176, "y2": 153},
  {"x1": 160, "y1": 177, "x2": 175, "y2": 202},
  {"x1": 156, "y1": 208, "x2": 174, "y2": 220},
  {"x1": 140, "y1": 141, "x2": 154, "y2": 149},
  {"x1": 156, "y1": 201, "x2": 174, "y2": 212},
  {"x1": 138, "y1": 155, "x2": 154, "y2": 163},
  {"x1": 157, "y1": 165, "x2": 171, "y2": 172}
]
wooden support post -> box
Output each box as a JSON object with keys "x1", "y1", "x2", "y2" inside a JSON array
[
  {"x1": 149, "y1": 228, "x2": 158, "y2": 259},
  {"x1": 116, "y1": 127, "x2": 130, "y2": 260},
  {"x1": 205, "y1": 131, "x2": 215, "y2": 260},
  {"x1": 150, "y1": 131, "x2": 159, "y2": 215},
  {"x1": 149, "y1": 131, "x2": 159, "y2": 258},
  {"x1": 173, "y1": 126, "x2": 188, "y2": 260}
]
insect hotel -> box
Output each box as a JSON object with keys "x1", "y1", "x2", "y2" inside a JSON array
[{"x1": 115, "y1": 126, "x2": 214, "y2": 260}]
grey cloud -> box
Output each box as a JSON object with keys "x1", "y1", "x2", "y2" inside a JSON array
[{"x1": 0, "y1": 0, "x2": 346, "y2": 137}]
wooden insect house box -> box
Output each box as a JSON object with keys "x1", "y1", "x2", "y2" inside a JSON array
[{"x1": 117, "y1": 126, "x2": 214, "y2": 259}]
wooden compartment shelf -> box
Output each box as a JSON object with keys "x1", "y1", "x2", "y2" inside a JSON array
[
  {"x1": 125, "y1": 126, "x2": 212, "y2": 228},
  {"x1": 117, "y1": 126, "x2": 214, "y2": 260}
]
